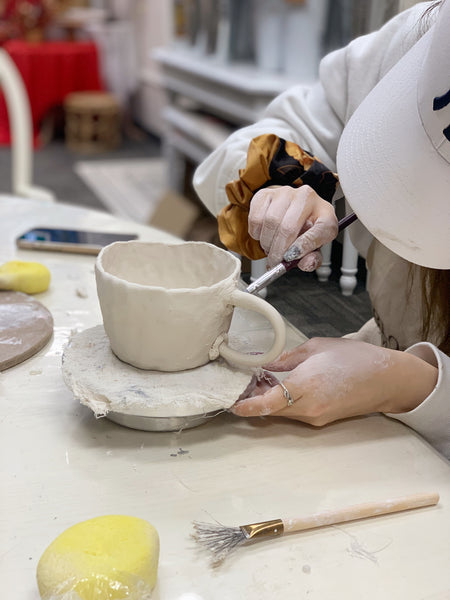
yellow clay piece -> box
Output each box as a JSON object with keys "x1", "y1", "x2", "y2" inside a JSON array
[
  {"x1": 0, "y1": 260, "x2": 51, "y2": 294},
  {"x1": 36, "y1": 515, "x2": 160, "y2": 600}
]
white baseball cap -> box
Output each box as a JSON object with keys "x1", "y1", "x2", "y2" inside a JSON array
[{"x1": 337, "y1": 1, "x2": 450, "y2": 269}]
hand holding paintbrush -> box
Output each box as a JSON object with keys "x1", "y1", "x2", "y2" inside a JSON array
[
  {"x1": 193, "y1": 492, "x2": 439, "y2": 565},
  {"x1": 246, "y1": 212, "x2": 358, "y2": 295}
]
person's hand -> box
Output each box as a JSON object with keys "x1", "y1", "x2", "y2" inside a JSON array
[
  {"x1": 231, "y1": 338, "x2": 438, "y2": 425},
  {"x1": 248, "y1": 185, "x2": 338, "y2": 268}
]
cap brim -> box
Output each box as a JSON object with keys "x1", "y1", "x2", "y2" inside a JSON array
[{"x1": 337, "y1": 29, "x2": 450, "y2": 269}]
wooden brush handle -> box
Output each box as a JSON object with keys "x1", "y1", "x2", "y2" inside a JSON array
[{"x1": 282, "y1": 492, "x2": 439, "y2": 533}]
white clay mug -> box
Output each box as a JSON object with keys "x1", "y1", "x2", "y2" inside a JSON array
[{"x1": 95, "y1": 241, "x2": 286, "y2": 371}]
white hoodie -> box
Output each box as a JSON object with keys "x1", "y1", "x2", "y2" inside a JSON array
[{"x1": 193, "y1": 3, "x2": 449, "y2": 459}]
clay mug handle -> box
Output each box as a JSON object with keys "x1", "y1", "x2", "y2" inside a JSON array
[{"x1": 212, "y1": 289, "x2": 286, "y2": 368}]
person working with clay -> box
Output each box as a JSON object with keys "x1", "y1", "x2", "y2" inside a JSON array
[{"x1": 193, "y1": 1, "x2": 450, "y2": 459}]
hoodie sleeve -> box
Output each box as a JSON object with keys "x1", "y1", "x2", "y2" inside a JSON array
[
  {"x1": 218, "y1": 134, "x2": 339, "y2": 259},
  {"x1": 386, "y1": 343, "x2": 450, "y2": 460}
]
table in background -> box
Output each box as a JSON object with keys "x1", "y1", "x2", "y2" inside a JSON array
[
  {"x1": 0, "y1": 40, "x2": 103, "y2": 145},
  {"x1": 1, "y1": 197, "x2": 449, "y2": 600}
]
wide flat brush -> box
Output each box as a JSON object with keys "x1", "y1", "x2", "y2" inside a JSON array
[
  {"x1": 246, "y1": 212, "x2": 358, "y2": 295},
  {"x1": 192, "y1": 492, "x2": 439, "y2": 565}
]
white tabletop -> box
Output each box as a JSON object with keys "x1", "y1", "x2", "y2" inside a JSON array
[{"x1": 1, "y1": 197, "x2": 449, "y2": 600}]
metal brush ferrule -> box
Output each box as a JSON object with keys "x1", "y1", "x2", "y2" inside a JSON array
[
  {"x1": 246, "y1": 264, "x2": 287, "y2": 295},
  {"x1": 240, "y1": 519, "x2": 284, "y2": 540}
]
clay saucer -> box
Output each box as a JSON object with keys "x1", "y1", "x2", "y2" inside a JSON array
[{"x1": 62, "y1": 325, "x2": 255, "y2": 431}]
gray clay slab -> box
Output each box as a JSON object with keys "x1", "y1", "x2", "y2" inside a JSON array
[{"x1": 0, "y1": 291, "x2": 53, "y2": 371}]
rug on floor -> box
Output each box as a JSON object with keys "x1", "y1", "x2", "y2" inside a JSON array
[{"x1": 74, "y1": 158, "x2": 167, "y2": 223}]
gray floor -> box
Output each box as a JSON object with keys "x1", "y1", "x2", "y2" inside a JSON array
[
  {"x1": 0, "y1": 135, "x2": 373, "y2": 338},
  {"x1": 261, "y1": 260, "x2": 372, "y2": 338}
]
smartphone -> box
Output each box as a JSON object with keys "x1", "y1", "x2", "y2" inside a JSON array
[{"x1": 16, "y1": 227, "x2": 138, "y2": 255}]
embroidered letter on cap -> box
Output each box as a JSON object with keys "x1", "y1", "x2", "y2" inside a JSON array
[
  {"x1": 433, "y1": 89, "x2": 450, "y2": 111},
  {"x1": 432, "y1": 89, "x2": 450, "y2": 141}
]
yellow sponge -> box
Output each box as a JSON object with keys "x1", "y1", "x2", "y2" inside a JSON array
[
  {"x1": 0, "y1": 260, "x2": 51, "y2": 294},
  {"x1": 36, "y1": 515, "x2": 160, "y2": 600}
]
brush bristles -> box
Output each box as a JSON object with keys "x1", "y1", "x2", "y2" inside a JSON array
[{"x1": 192, "y1": 521, "x2": 247, "y2": 565}]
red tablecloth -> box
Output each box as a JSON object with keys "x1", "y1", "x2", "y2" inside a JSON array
[{"x1": 0, "y1": 40, "x2": 103, "y2": 146}]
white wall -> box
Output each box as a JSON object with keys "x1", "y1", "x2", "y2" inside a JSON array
[
  {"x1": 398, "y1": 0, "x2": 424, "y2": 9},
  {"x1": 132, "y1": 0, "x2": 173, "y2": 136}
]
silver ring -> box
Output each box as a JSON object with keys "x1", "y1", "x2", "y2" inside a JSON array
[{"x1": 279, "y1": 381, "x2": 294, "y2": 407}]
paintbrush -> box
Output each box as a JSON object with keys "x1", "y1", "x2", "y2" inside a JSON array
[
  {"x1": 246, "y1": 212, "x2": 358, "y2": 295},
  {"x1": 192, "y1": 492, "x2": 439, "y2": 565}
]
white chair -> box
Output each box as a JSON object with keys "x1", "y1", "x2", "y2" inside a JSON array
[
  {"x1": 317, "y1": 231, "x2": 359, "y2": 296},
  {"x1": 0, "y1": 48, "x2": 55, "y2": 202}
]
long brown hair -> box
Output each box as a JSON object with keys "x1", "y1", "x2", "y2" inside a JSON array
[{"x1": 421, "y1": 269, "x2": 450, "y2": 355}]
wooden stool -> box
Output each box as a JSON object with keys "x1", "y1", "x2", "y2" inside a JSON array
[{"x1": 64, "y1": 91, "x2": 121, "y2": 153}]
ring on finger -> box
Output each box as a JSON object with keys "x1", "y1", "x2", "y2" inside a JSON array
[{"x1": 279, "y1": 381, "x2": 294, "y2": 407}]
